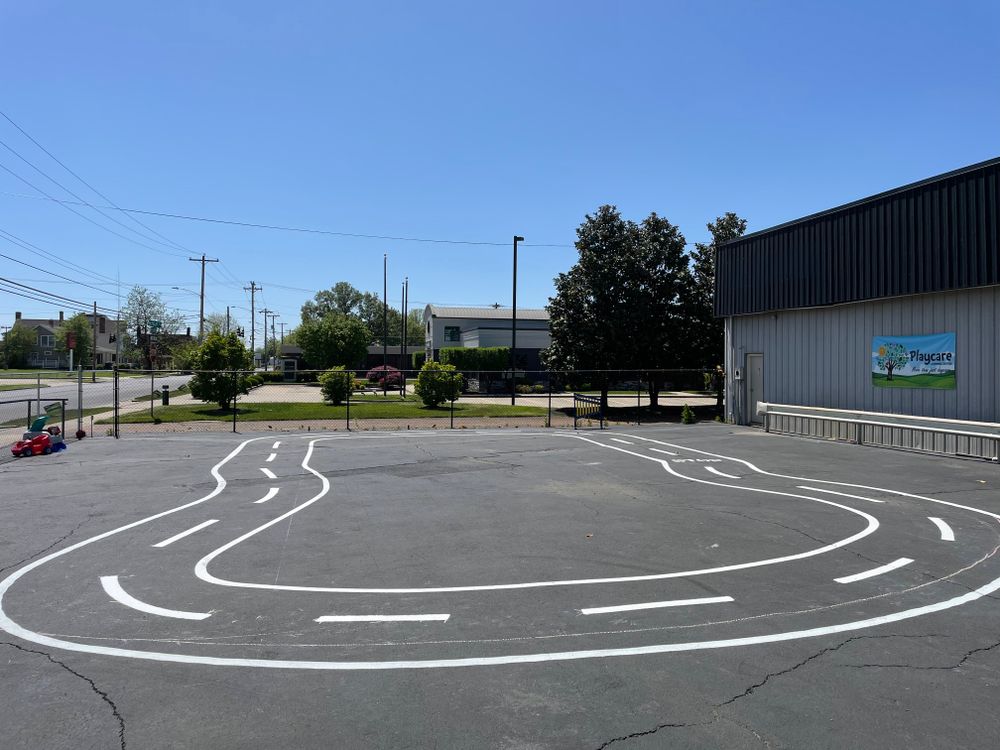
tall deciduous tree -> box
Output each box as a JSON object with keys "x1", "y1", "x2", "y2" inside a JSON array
[
  {"x1": 121, "y1": 286, "x2": 187, "y2": 363},
  {"x1": 55, "y1": 313, "x2": 94, "y2": 368},
  {"x1": 188, "y1": 331, "x2": 253, "y2": 409},
  {"x1": 543, "y1": 205, "x2": 691, "y2": 408},
  {"x1": 1, "y1": 325, "x2": 36, "y2": 368},
  {"x1": 686, "y1": 212, "x2": 747, "y2": 367},
  {"x1": 295, "y1": 313, "x2": 369, "y2": 369}
]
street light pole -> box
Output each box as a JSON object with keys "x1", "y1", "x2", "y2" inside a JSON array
[
  {"x1": 510, "y1": 235, "x2": 524, "y2": 406},
  {"x1": 383, "y1": 252, "x2": 388, "y2": 397}
]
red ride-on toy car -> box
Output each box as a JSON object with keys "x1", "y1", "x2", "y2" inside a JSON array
[{"x1": 9, "y1": 416, "x2": 67, "y2": 458}]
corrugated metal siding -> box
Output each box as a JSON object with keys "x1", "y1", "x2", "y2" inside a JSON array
[
  {"x1": 725, "y1": 285, "x2": 1000, "y2": 425},
  {"x1": 716, "y1": 159, "x2": 1000, "y2": 317}
]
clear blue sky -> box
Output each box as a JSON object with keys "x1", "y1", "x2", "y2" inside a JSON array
[{"x1": 2, "y1": 1, "x2": 998, "y2": 337}]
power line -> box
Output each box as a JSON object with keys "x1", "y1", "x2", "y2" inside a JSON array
[
  {"x1": 0, "y1": 227, "x2": 122, "y2": 286},
  {"x1": 0, "y1": 109, "x2": 198, "y2": 258},
  {"x1": 0, "y1": 191, "x2": 575, "y2": 248}
]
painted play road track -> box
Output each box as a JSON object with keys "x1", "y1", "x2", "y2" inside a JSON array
[{"x1": 4, "y1": 430, "x2": 1000, "y2": 670}]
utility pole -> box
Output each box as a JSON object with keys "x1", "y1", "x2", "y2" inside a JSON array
[
  {"x1": 243, "y1": 281, "x2": 261, "y2": 361},
  {"x1": 260, "y1": 308, "x2": 273, "y2": 371},
  {"x1": 265, "y1": 311, "x2": 279, "y2": 369},
  {"x1": 226, "y1": 306, "x2": 230, "y2": 335},
  {"x1": 510, "y1": 235, "x2": 524, "y2": 406},
  {"x1": 400, "y1": 279, "x2": 406, "y2": 396},
  {"x1": 279, "y1": 321, "x2": 285, "y2": 344},
  {"x1": 382, "y1": 253, "x2": 388, "y2": 397},
  {"x1": 189, "y1": 254, "x2": 219, "y2": 340},
  {"x1": 91, "y1": 301, "x2": 98, "y2": 383}
]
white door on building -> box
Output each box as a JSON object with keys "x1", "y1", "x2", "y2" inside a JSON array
[{"x1": 746, "y1": 353, "x2": 764, "y2": 424}]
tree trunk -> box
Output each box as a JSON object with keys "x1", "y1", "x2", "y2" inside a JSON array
[{"x1": 648, "y1": 376, "x2": 660, "y2": 410}]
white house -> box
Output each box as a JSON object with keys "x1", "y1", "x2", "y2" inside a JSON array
[{"x1": 422, "y1": 305, "x2": 551, "y2": 369}]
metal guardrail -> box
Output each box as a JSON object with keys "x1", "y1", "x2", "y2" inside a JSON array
[{"x1": 756, "y1": 401, "x2": 1000, "y2": 461}]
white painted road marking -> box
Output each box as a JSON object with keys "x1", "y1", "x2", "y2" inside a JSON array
[
  {"x1": 928, "y1": 517, "x2": 956, "y2": 541},
  {"x1": 835, "y1": 557, "x2": 914, "y2": 584},
  {"x1": 315, "y1": 614, "x2": 451, "y2": 623},
  {"x1": 254, "y1": 488, "x2": 280, "y2": 504},
  {"x1": 266, "y1": 452, "x2": 277, "y2": 463},
  {"x1": 260, "y1": 467, "x2": 277, "y2": 479},
  {"x1": 272, "y1": 441, "x2": 281, "y2": 449},
  {"x1": 797, "y1": 486, "x2": 885, "y2": 504},
  {"x1": 100, "y1": 576, "x2": 211, "y2": 620},
  {"x1": 649, "y1": 447, "x2": 677, "y2": 456},
  {"x1": 151, "y1": 519, "x2": 218, "y2": 548},
  {"x1": 609, "y1": 438, "x2": 633, "y2": 445},
  {"x1": 706, "y1": 467, "x2": 741, "y2": 480},
  {"x1": 581, "y1": 596, "x2": 734, "y2": 615}
]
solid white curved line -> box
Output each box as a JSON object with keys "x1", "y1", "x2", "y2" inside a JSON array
[
  {"x1": 797, "y1": 486, "x2": 885, "y2": 504},
  {"x1": 581, "y1": 596, "x2": 733, "y2": 615},
  {"x1": 4, "y1": 573, "x2": 1000, "y2": 670},
  {"x1": 100, "y1": 576, "x2": 211, "y2": 620},
  {"x1": 618, "y1": 433, "x2": 1000, "y2": 524},
  {"x1": 254, "y1": 487, "x2": 280, "y2": 504},
  {"x1": 260, "y1": 467, "x2": 277, "y2": 479},
  {"x1": 706, "y1": 467, "x2": 741, "y2": 480},
  {"x1": 928, "y1": 517, "x2": 956, "y2": 541},
  {"x1": 152, "y1": 519, "x2": 218, "y2": 548},
  {"x1": 835, "y1": 558, "x2": 913, "y2": 584},
  {"x1": 315, "y1": 614, "x2": 450, "y2": 623},
  {"x1": 193, "y1": 435, "x2": 880, "y2": 593}
]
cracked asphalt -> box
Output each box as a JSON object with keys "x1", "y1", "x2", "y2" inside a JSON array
[{"x1": 1, "y1": 424, "x2": 999, "y2": 748}]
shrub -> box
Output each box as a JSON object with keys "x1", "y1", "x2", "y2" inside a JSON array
[
  {"x1": 411, "y1": 351, "x2": 426, "y2": 369},
  {"x1": 681, "y1": 403, "x2": 697, "y2": 424},
  {"x1": 532, "y1": 384, "x2": 545, "y2": 394},
  {"x1": 319, "y1": 366, "x2": 353, "y2": 405},
  {"x1": 367, "y1": 364, "x2": 402, "y2": 387},
  {"x1": 414, "y1": 361, "x2": 461, "y2": 407},
  {"x1": 515, "y1": 384, "x2": 532, "y2": 394},
  {"x1": 187, "y1": 331, "x2": 254, "y2": 409}
]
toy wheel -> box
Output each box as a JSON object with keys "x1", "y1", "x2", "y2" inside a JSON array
[
  {"x1": 21, "y1": 448, "x2": 32, "y2": 457},
  {"x1": 43, "y1": 446, "x2": 51, "y2": 455}
]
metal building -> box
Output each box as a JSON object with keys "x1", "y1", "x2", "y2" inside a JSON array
[{"x1": 716, "y1": 157, "x2": 1000, "y2": 456}]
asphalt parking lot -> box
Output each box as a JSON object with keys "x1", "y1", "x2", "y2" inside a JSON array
[{"x1": 2, "y1": 424, "x2": 999, "y2": 749}]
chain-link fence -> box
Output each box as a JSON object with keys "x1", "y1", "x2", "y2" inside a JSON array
[{"x1": 105, "y1": 368, "x2": 721, "y2": 436}]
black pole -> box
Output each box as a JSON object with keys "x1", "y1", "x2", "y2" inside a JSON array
[
  {"x1": 402, "y1": 277, "x2": 408, "y2": 396},
  {"x1": 510, "y1": 235, "x2": 523, "y2": 406},
  {"x1": 383, "y1": 252, "x2": 388, "y2": 398},
  {"x1": 400, "y1": 279, "x2": 406, "y2": 397}
]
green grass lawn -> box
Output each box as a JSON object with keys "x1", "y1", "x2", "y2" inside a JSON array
[
  {"x1": 872, "y1": 372, "x2": 956, "y2": 389},
  {"x1": 106, "y1": 400, "x2": 548, "y2": 424},
  {"x1": 0, "y1": 383, "x2": 50, "y2": 392}
]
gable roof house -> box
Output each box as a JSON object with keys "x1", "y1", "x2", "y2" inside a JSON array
[{"x1": 11, "y1": 310, "x2": 122, "y2": 369}]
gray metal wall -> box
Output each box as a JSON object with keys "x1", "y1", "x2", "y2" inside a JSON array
[{"x1": 725, "y1": 285, "x2": 1000, "y2": 425}]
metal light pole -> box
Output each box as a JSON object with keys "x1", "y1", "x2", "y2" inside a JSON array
[
  {"x1": 383, "y1": 252, "x2": 388, "y2": 397},
  {"x1": 510, "y1": 235, "x2": 524, "y2": 406}
]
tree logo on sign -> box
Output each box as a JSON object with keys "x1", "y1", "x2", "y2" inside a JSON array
[{"x1": 876, "y1": 342, "x2": 909, "y2": 381}]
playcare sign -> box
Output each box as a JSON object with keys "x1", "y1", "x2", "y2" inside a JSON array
[{"x1": 871, "y1": 333, "x2": 956, "y2": 389}]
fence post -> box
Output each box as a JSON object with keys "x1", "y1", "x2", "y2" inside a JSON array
[
  {"x1": 637, "y1": 378, "x2": 641, "y2": 426},
  {"x1": 78, "y1": 365, "x2": 84, "y2": 435},
  {"x1": 60, "y1": 400, "x2": 66, "y2": 438},
  {"x1": 113, "y1": 367, "x2": 119, "y2": 439},
  {"x1": 449, "y1": 378, "x2": 455, "y2": 429},
  {"x1": 547, "y1": 374, "x2": 552, "y2": 428},
  {"x1": 149, "y1": 370, "x2": 155, "y2": 421},
  {"x1": 232, "y1": 371, "x2": 238, "y2": 433},
  {"x1": 346, "y1": 385, "x2": 351, "y2": 431}
]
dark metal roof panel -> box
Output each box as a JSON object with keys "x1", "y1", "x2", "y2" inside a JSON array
[{"x1": 716, "y1": 158, "x2": 1000, "y2": 316}]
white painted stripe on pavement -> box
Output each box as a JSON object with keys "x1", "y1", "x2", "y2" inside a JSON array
[
  {"x1": 835, "y1": 558, "x2": 913, "y2": 584},
  {"x1": 260, "y1": 467, "x2": 277, "y2": 479},
  {"x1": 928, "y1": 517, "x2": 955, "y2": 542},
  {"x1": 649, "y1": 447, "x2": 677, "y2": 456},
  {"x1": 315, "y1": 614, "x2": 450, "y2": 623},
  {"x1": 266, "y1": 452, "x2": 277, "y2": 463},
  {"x1": 152, "y1": 519, "x2": 218, "y2": 548},
  {"x1": 581, "y1": 595, "x2": 733, "y2": 615},
  {"x1": 797, "y1": 486, "x2": 885, "y2": 503},
  {"x1": 254, "y1": 488, "x2": 280, "y2": 504},
  {"x1": 272, "y1": 441, "x2": 281, "y2": 449},
  {"x1": 706, "y1": 467, "x2": 741, "y2": 480},
  {"x1": 100, "y1": 576, "x2": 211, "y2": 620},
  {"x1": 609, "y1": 438, "x2": 633, "y2": 445}
]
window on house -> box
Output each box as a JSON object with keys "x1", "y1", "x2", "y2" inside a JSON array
[
  {"x1": 38, "y1": 334, "x2": 54, "y2": 347},
  {"x1": 99, "y1": 317, "x2": 106, "y2": 334},
  {"x1": 444, "y1": 326, "x2": 460, "y2": 342}
]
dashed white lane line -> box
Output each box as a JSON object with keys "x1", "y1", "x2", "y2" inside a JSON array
[
  {"x1": 260, "y1": 467, "x2": 277, "y2": 479},
  {"x1": 266, "y1": 452, "x2": 278, "y2": 463},
  {"x1": 706, "y1": 466, "x2": 741, "y2": 480},
  {"x1": 928, "y1": 517, "x2": 956, "y2": 542},
  {"x1": 609, "y1": 438, "x2": 633, "y2": 445},
  {"x1": 581, "y1": 596, "x2": 734, "y2": 615},
  {"x1": 100, "y1": 576, "x2": 211, "y2": 620},
  {"x1": 835, "y1": 558, "x2": 914, "y2": 584},
  {"x1": 254, "y1": 488, "x2": 280, "y2": 504},
  {"x1": 315, "y1": 614, "x2": 451, "y2": 623},
  {"x1": 797, "y1": 486, "x2": 885, "y2": 504},
  {"x1": 649, "y1": 447, "x2": 677, "y2": 456},
  {"x1": 151, "y1": 519, "x2": 218, "y2": 548},
  {"x1": 272, "y1": 441, "x2": 281, "y2": 449}
]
